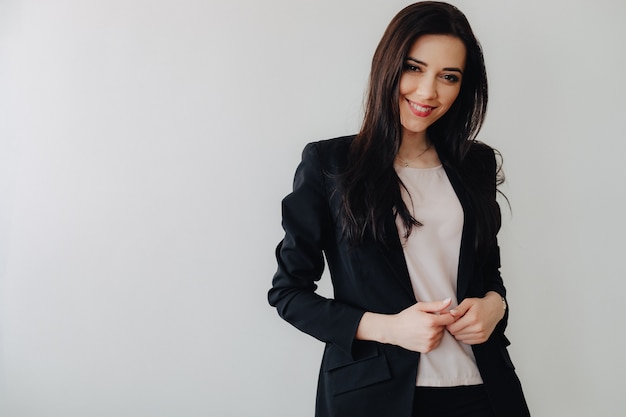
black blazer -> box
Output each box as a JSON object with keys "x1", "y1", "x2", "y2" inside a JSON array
[{"x1": 269, "y1": 136, "x2": 530, "y2": 417}]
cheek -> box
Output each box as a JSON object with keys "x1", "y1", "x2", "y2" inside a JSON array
[
  {"x1": 442, "y1": 88, "x2": 462, "y2": 108},
  {"x1": 398, "y1": 75, "x2": 412, "y2": 97}
]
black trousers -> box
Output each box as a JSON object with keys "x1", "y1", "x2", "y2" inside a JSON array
[{"x1": 412, "y1": 385, "x2": 496, "y2": 417}]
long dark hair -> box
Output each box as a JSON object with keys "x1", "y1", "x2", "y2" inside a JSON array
[{"x1": 340, "y1": 1, "x2": 499, "y2": 256}]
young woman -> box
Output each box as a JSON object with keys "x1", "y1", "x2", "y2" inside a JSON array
[{"x1": 268, "y1": 2, "x2": 530, "y2": 416}]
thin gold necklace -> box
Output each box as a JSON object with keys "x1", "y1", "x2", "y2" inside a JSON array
[{"x1": 396, "y1": 143, "x2": 432, "y2": 167}]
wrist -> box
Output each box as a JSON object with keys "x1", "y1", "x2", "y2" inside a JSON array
[
  {"x1": 356, "y1": 312, "x2": 393, "y2": 344},
  {"x1": 486, "y1": 291, "x2": 506, "y2": 319}
]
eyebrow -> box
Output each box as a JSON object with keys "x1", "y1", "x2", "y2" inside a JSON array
[{"x1": 406, "y1": 57, "x2": 464, "y2": 74}]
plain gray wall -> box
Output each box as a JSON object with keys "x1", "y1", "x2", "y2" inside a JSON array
[{"x1": 1, "y1": 0, "x2": 625, "y2": 416}]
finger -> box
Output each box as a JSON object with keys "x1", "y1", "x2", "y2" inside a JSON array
[
  {"x1": 452, "y1": 330, "x2": 487, "y2": 345},
  {"x1": 446, "y1": 315, "x2": 473, "y2": 334},
  {"x1": 433, "y1": 313, "x2": 457, "y2": 327},
  {"x1": 439, "y1": 311, "x2": 459, "y2": 324},
  {"x1": 420, "y1": 329, "x2": 446, "y2": 353},
  {"x1": 415, "y1": 298, "x2": 452, "y2": 313},
  {"x1": 449, "y1": 298, "x2": 474, "y2": 317},
  {"x1": 448, "y1": 323, "x2": 473, "y2": 336},
  {"x1": 427, "y1": 336, "x2": 445, "y2": 352}
]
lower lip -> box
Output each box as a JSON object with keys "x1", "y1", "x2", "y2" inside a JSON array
[{"x1": 407, "y1": 100, "x2": 433, "y2": 117}]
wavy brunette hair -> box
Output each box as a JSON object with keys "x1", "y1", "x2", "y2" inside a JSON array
[{"x1": 340, "y1": 1, "x2": 499, "y2": 255}]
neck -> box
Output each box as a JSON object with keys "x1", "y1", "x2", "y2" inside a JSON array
[
  {"x1": 398, "y1": 131, "x2": 430, "y2": 158},
  {"x1": 397, "y1": 132, "x2": 440, "y2": 168}
]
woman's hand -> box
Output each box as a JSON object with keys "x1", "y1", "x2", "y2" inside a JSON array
[
  {"x1": 446, "y1": 291, "x2": 505, "y2": 345},
  {"x1": 390, "y1": 298, "x2": 457, "y2": 353},
  {"x1": 356, "y1": 298, "x2": 456, "y2": 353}
]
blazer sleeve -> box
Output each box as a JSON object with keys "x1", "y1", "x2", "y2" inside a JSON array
[
  {"x1": 480, "y1": 145, "x2": 509, "y2": 332},
  {"x1": 268, "y1": 142, "x2": 365, "y2": 356}
]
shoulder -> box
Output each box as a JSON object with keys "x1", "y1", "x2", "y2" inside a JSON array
[
  {"x1": 306, "y1": 135, "x2": 354, "y2": 156},
  {"x1": 464, "y1": 141, "x2": 497, "y2": 169},
  {"x1": 302, "y1": 135, "x2": 355, "y2": 173},
  {"x1": 460, "y1": 140, "x2": 500, "y2": 181}
]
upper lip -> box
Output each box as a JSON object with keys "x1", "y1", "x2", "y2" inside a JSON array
[{"x1": 407, "y1": 99, "x2": 436, "y2": 109}]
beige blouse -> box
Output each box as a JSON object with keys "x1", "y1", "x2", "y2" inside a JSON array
[{"x1": 395, "y1": 164, "x2": 483, "y2": 387}]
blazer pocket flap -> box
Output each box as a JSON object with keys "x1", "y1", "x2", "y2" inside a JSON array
[
  {"x1": 323, "y1": 341, "x2": 379, "y2": 371},
  {"x1": 326, "y1": 350, "x2": 391, "y2": 396}
]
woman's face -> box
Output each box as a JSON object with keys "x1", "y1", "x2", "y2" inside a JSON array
[{"x1": 398, "y1": 34, "x2": 466, "y2": 141}]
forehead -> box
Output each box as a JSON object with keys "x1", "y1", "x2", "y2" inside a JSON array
[{"x1": 406, "y1": 34, "x2": 466, "y2": 68}]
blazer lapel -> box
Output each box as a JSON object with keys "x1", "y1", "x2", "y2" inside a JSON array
[
  {"x1": 378, "y1": 212, "x2": 416, "y2": 300},
  {"x1": 442, "y1": 162, "x2": 476, "y2": 301}
]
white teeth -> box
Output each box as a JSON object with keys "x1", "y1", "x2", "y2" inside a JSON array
[{"x1": 410, "y1": 102, "x2": 432, "y2": 112}]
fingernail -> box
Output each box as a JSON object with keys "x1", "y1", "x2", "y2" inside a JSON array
[
  {"x1": 443, "y1": 297, "x2": 451, "y2": 304},
  {"x1": 450, "y1": 309, "x2": 458, "y2": 315}
]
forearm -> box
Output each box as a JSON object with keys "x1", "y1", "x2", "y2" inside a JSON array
[{"x1": 355, "y1": 312, "x2": 393, "y2": 344}]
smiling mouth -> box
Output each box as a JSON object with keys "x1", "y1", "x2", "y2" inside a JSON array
[{"x1": 407, "y1": 100, "x2": 435, "y2": 116}]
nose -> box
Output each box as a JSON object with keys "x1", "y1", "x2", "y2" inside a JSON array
[{"x1": 416, "y1": 77, "x2": 437, "y2": 100}]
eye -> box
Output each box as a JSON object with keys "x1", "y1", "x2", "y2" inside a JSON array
[
  {"x1": 441, "y1": 73, "x2": 460, "y2": 83},
  {"x1": 403, "y1": 62, "x2": 421, "y2": 73}
]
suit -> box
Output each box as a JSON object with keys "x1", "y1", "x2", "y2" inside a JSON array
[{"x1": 268, "y1": 136, "x2": 530, "y2": 417}]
